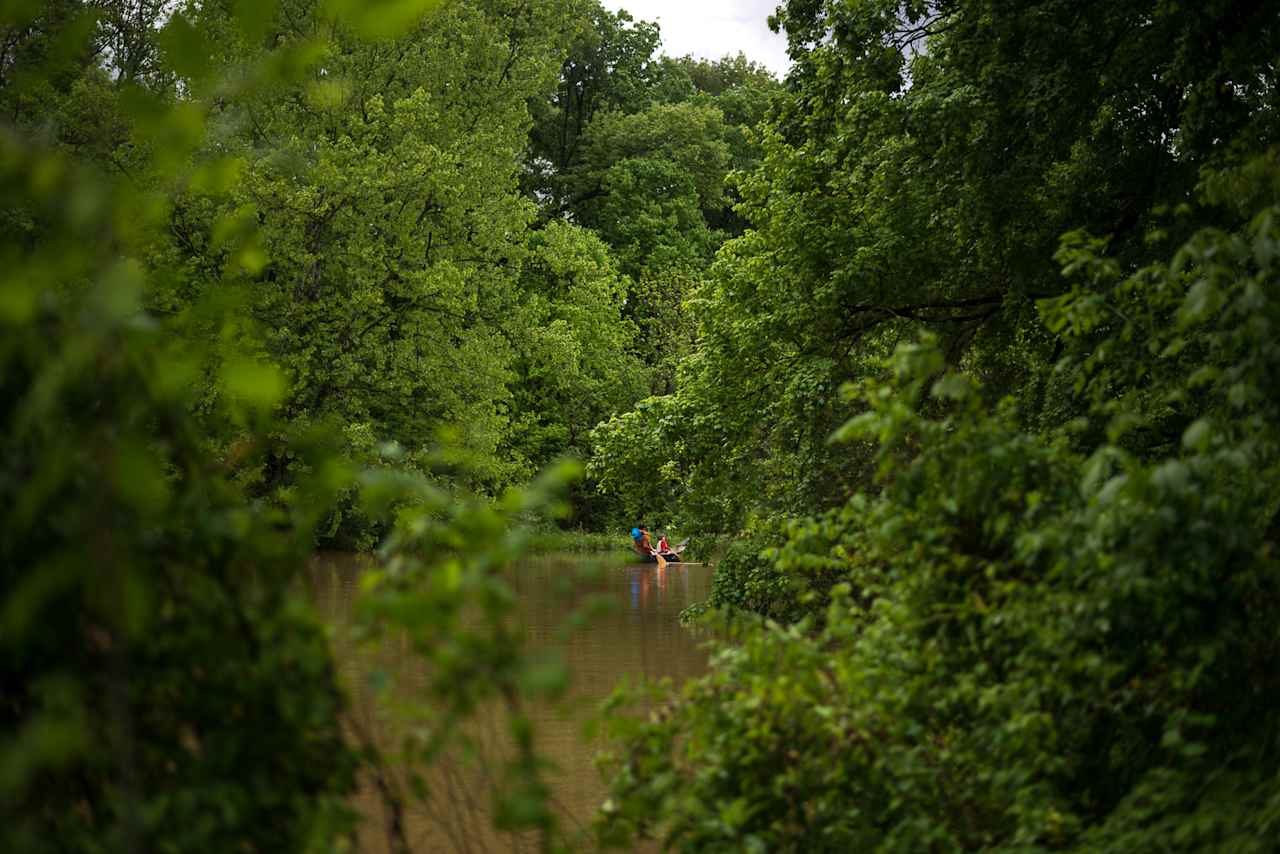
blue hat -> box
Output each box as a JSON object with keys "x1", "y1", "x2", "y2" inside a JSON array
[{"x1": 630, "y1": 527, "x2": 641, "y2": 540}]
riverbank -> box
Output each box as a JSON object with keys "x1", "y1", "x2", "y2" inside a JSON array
[{"x1": 525, "y1": 530, "x2": 621, "y2": 552}]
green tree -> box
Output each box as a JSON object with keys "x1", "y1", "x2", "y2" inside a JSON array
[
  {"x1": 2, "y1": 3, "x2": 602, "y2": 851},
  {"x1": 571, "y1": 101, "x2": 731, "y2": 271},
  {"x1": 660, "y1": 52, "x2": 778, "y2": 184},
  {"x1": 591, "y1": 0, "x2": 1280, "y2": 535},
  {"x1": 0, "y1": 4, "x2": 369, "y2": 848},
  {"x1": 161, "y1": 0, "x2": 585, "y2": 500},
  {"x1": 599, "y1": 160, "x2": 1280, "y2": 851},
  {"x1": 566, "y1": 102, "x2": 735, "y2": 392},
  {"x1": 503, "y1": 220, "x2": 648, "y2": 480},
  {"x1": 525, "y1": 1, "x2": 664, "y2": 210},
  {"x1": 592, "y1": 1, "x2": 1280, "y2": 844}
]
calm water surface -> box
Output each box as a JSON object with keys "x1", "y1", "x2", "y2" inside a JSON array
[{"x1": 311, "y1": 552, "x2": 714, "y2": 852}]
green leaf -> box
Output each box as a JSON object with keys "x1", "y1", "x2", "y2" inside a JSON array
[
  {"x1": 518, "y1": 651, "x2": 569, "y2": 699},
  {"x1": 1151, "y1": 460, "x2": 1191, "y2": 494},
  {"x1": 158, "y1": 13, "x2": 215, "y2": 82},
  {"x1": 1178, "y1": 278, "x2": 1222, "y2": 327},
  {"x1": 223, "y1": 359, "x2": 286, "y2": 409},
  {"x1": 322, "y1": 0, "x2": 445, "y2": 40},
  {"x1": 233, "y1": 0, "x2": 279, "y2": 41},
  {"x1": 112, "y1": 438, "x2": 171, "y2": 514},
  {"x1": 1182, "y1": 418, "x2": 1213, "y2": 453},
  {"x1": 95, "y1": 259, "x2": 144, "y2": 323},
  {"x1": 1187, "y1": 366, "x2": 1219, "y2": 388},
  {"x1": 930, "y1": 373, "x2": 971, "y2": 401},
  {"x1": 188, "y1": 157, "x2": 245, "y2": 196},
  {"x1": 830, "y1": 412, "x2": 877, "y2": 444}
]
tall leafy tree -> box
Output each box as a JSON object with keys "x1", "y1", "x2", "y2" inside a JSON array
[
  {"x1": 594, "y1": 0, "x2": 1280, "y2": 847},
  {"x1": 600, "y1": 162, "x2": 1280, "y2": 849},
  {"x1": 570, "y1": 101, "x2": 732, "y2": 276},
  {"x1": 164, "y1": 0, "x2": 588, "y2": 495},
  {"x1": 1, "y1": 4, "x2": 369, "y2": 849},
  {"x1": 592, "y1": 0, "x2": 1280, "y2": 533},
  {"x1": 524, "y1": 1, "x2": 664, "y2": 210},
  {"x1": 523, "y1": 5, "x2": 781, "y2": 408},
  {"x1": 503, "y1": 220, "x2": 647, "y2": 480},
  {"x1": 3, "y1": 3, "x2": 609, "y2": 851}
]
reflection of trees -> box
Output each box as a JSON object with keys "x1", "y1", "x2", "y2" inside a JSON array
[{"x1": 314, "y1": 554, "x2": 713, "y2": 852}]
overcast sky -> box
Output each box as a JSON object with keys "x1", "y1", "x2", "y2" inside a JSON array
[{"x1": 600, "y1": 1, "x2": 791, "y2": 78}]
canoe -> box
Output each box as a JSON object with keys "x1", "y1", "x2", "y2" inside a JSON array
[
  {"x1": 634, "y1": 539, "x2": 689, "y2": 563},
  {"x1": 640, "y1": 551, "x2": 682, "y2": 564}
]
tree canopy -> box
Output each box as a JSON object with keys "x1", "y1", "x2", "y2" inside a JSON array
[
  {"x1": 591, "y1": 1, "x2": 1280, "y2": 850},
  {"x1": 6, "y1": 0, "x2": 1280, "y2": 851}
]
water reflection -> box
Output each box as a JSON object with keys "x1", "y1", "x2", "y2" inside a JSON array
[{"x1": 311, "y1": 553, "x2": 713, "y2": 853}]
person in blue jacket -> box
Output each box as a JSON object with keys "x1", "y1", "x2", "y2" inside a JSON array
[{"x1": 631, "y1": 526, "x2": 654, "y2": 556}]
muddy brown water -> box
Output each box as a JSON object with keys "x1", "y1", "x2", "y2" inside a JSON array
[{"x1": 311, "y1": 552, "x2": 715, "y2": 852}]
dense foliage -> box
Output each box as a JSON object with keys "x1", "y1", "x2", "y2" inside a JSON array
[
  {"x1": 602, "y1": 192, "x2": 1280, "y2": 848},
  {"x1": 593, "y1": 0, "x2": 1280, "y2": 850},
  {"x1": 8, "y1": 0, "x2": 1280, "y2": 851},
  {"x1": 0, "y1": 1, "x2": 635, "y2": 851},
  {"x1": 590, "y1": 0, "x2": 1280, "y2": 533}
]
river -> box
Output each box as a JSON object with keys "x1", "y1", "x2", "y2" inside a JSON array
[{"x1": 311, "y1": 552, "x2": 715, "y2": 852}]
